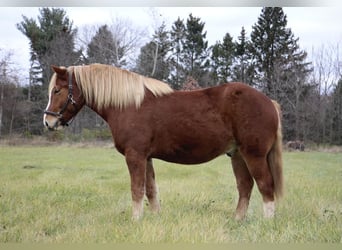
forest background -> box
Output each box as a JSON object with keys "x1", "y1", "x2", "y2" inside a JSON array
[{"x1": 0, "y1": 7, "x2": 341, "y2": 146}]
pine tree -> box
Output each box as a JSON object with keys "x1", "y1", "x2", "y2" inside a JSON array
[
  {"x1": 211, "y1": 32, "x2": 235, "y2": 84},
  {"x1": 17, "y1": 8, "x2": 81, "y2": 88},
  {"x1": 169, "y1": 17, "x2": 186, "y2": 89},
  {"x1": 183, "y1": 14, "x2": 209, "y2": 85},
  {"x1": 87, "y1": 25, "x2": 125, "y2": 66},
  {"x1": 250, "y1": 7, "x2": 312, "y2": 140},
  {"x1": 251, "y1": 7, "x2": 291, "y2": 94},
  {"x1": 135, "y1": 22, "x2": 171, "y2": 81},
  {"x1": 232, "y1": 27, "x2": 256, "y2": 85},
  {"x1": 169, "y1": 14, "x2": 210, "y2": 89}
]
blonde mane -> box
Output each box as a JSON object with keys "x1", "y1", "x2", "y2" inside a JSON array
[{"x1": 71, "y1": 64, "x2": 173, "y2": 110}]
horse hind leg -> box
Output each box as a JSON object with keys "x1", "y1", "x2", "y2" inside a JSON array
[
  {"x1": 243, "y1": 154, "x2": 275, "y2": 218},
  {"x1": 231, "y1": 152, "x2": 254, "y2": 220},
  {"x1": 145, "y1": 159, "x2": 160, "y2": 213}
]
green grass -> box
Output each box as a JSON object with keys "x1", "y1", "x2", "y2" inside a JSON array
[{"x1": 0, "y1": 145, "x2": 341, "y2": 243}]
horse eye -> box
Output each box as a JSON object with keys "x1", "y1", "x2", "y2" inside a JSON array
[{"x1": 54, "y1": 88, "x2": 61, "y2": 94}]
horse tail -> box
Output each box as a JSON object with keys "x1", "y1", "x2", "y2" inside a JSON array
[{"x1": 268, "y1": 100, "x2": 284, "y2": 199}]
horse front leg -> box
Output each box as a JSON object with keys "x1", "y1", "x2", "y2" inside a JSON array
[
  {"x1": 146, "y1": 159, "x2": 160, "y2": 213},
  {"x1": 125, "y1": 148, "x2": 147, "y2": 220}
]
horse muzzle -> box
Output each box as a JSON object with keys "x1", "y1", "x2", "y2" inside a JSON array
[{"x1": 43, "y1": 114, "x2": 65, "y2": 131}]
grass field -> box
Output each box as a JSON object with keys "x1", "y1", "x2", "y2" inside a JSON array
[{"x1": 0, "y1": 145, "x2": 341, "y2": 243}]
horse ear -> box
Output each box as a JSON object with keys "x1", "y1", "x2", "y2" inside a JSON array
[{"x1": 51, "y1": 65, "x2": 67, "y2": 76}]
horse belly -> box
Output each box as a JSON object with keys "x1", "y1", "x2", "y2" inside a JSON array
[
  {"x1": 152, "y1": 132, "x2": 234, "y2": 165},
  {"x1": 147, "y1": 91, "x2": 235, "y2": 164}
]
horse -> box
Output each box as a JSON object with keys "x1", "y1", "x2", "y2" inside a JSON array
[{"x1": 43, "y1": 63, "x2": 283, "y2": 220}]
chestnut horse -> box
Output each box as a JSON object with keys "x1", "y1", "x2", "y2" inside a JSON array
[{"x1": 44, "y1": 64, "x2": 283, "y2": 220}]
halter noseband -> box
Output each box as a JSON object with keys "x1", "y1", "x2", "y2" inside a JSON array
[{"x1": 44, "y1": 70, "x2": 77, "y2": 126}]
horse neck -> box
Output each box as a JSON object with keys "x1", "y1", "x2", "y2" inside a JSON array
[
  {"x1": 85, "y1": 89, "x2": 156, "y2": 133},
  {"x1": 87, "y1": 103, "x2": 116, "y2": 123}
]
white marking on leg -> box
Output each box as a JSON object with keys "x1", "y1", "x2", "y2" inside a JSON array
[
  {"x1": 234, "y1": 198, "x2": 249, "y2": 221},
  {"x1": 132, "y1": 199, "x2": 144, "y2": 220},
  {"x1": 263, "y1": 201, "x2": 275, "y2": 218},
  {"x1": 150, "y1": 197, "x2": 161, "y2": 213},
  {"x1": 148, "y1": 184, "x2": 160, "y2": 213},
  {"x1": 235, "y1": 211, "x2": 245, "y2": 221}
]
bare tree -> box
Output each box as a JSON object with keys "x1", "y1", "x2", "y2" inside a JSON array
[
  {"x1": 311, "y1": 44, "x2": 340, "y2": 95},
  {"x1": 310, "y1": 43, "x2": 341, "y2": 143},
  {"x1": 109, "y1": 16, "x2": 148, "y2": 68},
  {"x1": 0, "y1": 50, "x2": 18, "y2": 137},
  {"x1": 78, "y1": 16, "x2": 147, "y2": 69}
]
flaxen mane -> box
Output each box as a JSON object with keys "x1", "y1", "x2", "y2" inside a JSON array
[{"x1": 72, "y1": 64, "x2": 173, "y2": 110}]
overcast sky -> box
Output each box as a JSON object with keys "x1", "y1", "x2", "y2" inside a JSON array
[{"x1": 0, "y1": 7, "x2": 341, "y2": 82}]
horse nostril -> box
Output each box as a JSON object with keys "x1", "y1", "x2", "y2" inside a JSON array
[{"x1": 45, "y1": 121, "x2": 49, "y2": 127}]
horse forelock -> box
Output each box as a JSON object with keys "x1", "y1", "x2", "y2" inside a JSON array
[
  {"x1": 48, "y1": 66, "x2": 69, "y2": 95},
  {"x1": 72, "y1": 64, "x2": 173, "y2": 110},
  {"x1": 48, "y1": 73, "x2": 57, "y2": 94}
]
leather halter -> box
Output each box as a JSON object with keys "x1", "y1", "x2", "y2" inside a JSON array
[{"x1": 44, "y1": 70, "x2": 77, "y2": 126}]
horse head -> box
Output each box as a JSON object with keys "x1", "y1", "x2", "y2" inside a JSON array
[{"x1": 43, "y1": 65, "x2": 85, "y2": 131}]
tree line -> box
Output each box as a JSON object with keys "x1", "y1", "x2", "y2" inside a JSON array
[{"x1": 0, "y1": 7, "x2": 341, "y2": 145}]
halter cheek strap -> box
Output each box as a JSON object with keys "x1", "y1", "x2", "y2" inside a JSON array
[{"x1": 44, "y1": 69, "x2": 77, "y2": 126}]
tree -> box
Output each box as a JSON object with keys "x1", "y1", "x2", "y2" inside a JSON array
[
  {"x1": 169, "y1": 17, "x2": 186, "y2": 89},
  {"x1": 169, "y1": 14, "x2": 209, "y2": 89},
  {"x1": 79, "y1": 17, "x2": 147, "y2": 69},
  {"x1": 17, "y1": 8, "x2": 81, "y2": 88},
  {"x1": 182, "y1": 14, "x2": 209, "y2": 86},
  {"x1": 211, "y1": 32, "x2": 235, "y2": 84},
  {"x1": 109, "y1": 17, "x2": 147, "y2": 69},
  {"x1": 310, "y1": 43, "x2": 341, "y2": 143},
  {"x1": 135, "y1": 22, "x2": 171, "y2": 81},
  {"x1": 86, "y1": 25, "x2": 124, "y2": 66},
  {"x1": 251, "y1": 7, "x2": 292, "y2": 94},
  {"x1": 331, "y1": 79, "x2": 342, "y2": 145},
  {"x1": 232, "y1": 26, "x2": 256, "y2": 85},
  {"x1": 250, "y1": 7, "x2": 312, "y2": 140},
  {"x1": 0, "y1": 50, "x2": 26, "y2": 137}
]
